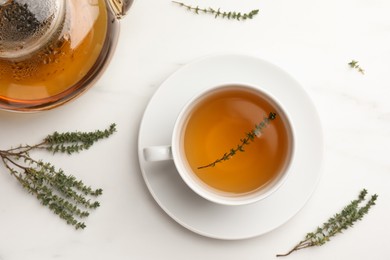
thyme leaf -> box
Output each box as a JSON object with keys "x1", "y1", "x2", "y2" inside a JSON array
[{"x1": 348, "y1": 60, "x2": 365, "y2": 74}]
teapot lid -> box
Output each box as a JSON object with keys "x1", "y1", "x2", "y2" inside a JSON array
[{"x1": 0, "y1": 0, "x2": 65, "y2": 59}]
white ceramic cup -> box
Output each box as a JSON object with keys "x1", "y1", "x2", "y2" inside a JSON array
[{"x1": 143, "y1": 84, "x2": 294, "y2": 206}]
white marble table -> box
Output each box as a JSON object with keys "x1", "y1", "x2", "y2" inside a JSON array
[{"x1": 1, "y1": 0, "x2": 389, "y2": 259}]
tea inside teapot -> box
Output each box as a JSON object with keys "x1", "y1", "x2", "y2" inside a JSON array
[{"x1": 0, "y1": 0, "x2": 129, "y2": 111}]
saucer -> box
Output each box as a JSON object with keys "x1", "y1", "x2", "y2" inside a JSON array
[{"x1": 138, "y1": 54, "x2": 323, "y2": 240}]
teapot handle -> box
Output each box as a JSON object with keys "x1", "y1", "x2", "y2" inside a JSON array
[{"x1": 107, "y1": 0, "x2": 134, "y2": 19}]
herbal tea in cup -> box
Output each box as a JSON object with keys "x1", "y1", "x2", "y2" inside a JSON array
[{"x1": 143, "y1": 84, "x2": 294, "y2": 206}]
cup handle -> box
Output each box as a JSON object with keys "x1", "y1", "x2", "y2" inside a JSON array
[{"x1": 143, "y1": 145, "x2": 173, "y2": 161}]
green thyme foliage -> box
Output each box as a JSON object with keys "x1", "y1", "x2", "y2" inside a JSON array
[
  {"x1": 348, "y1": 60, "x2": 365, "y2": 74},
  {"x1": 45, "y1": 123, "x2": 117, "y2": 154},
  {"x1": 198, "y1": 112, "x2": 276, "y2": 169},
  {"x1": 172, "y1": 1, "x2": 259, "y2": 21},
  {"x1": 0, "y1": 124, "x2": 116, "y2": 229},
  {"x1": 276, "y1": 189, "x2": 378, "y2": 257}
]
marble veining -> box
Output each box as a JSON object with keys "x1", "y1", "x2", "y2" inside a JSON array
[{"x1": 0, "y1": 0, "x2": 389, "y2": 259}]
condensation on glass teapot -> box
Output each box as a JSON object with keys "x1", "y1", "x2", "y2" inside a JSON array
[{"x1": 0, "y1": 0, "x2": 133, "y2": 112}]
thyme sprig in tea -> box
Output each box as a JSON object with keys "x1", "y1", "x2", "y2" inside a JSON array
[
  {"x1": 198, "y1": 112, "x2": 276, "y2": 169},
  {"x1": 0, "y1": 124, "x2": 116, "y2": 229},
  {"x1": 277, "y1": 189, "x2": 378, "y2": 257},
  {"x1": 172, "y1": 1, "x2": 259, "y2": 21}
]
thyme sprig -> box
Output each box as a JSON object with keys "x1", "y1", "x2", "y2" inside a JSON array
[
  {"x1": 0, "y1": 124, "x2": 116, "y2": 229},
  {"x1": 198, "y1": 112, "x2": 276, "y2": 169},
  {"x1": 348, "y1": 60, "x2": 365, "y2": 74},
  {"x1": 172, "y1": 1, "x2": 259, "y2": 21},
  {"x1": 277, "y1": 189, "x2": 378, "y2": 257}
]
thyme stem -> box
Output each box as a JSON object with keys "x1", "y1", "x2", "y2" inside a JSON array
[
  {"x1": 276, "y1": 189, "x2": 378, "y2": 257},
  {"x1": 198, "y1": 112, "x2": 276, "y2": 169},
  {"x1": 0, "y1": 124, "x2": 117, "y2": 229},
  {"x1": 172, "y1": 1, "x2": 259, "y2": 21},
  {"x1": 3, "y1": 156, "x2": 29, "y2": 170},
  {"x1": 5, "y1": 141, "x2": 46, "y2": 153},
  {"x1": 348, "y1": 60, "x2": 365, "y2": 74}
]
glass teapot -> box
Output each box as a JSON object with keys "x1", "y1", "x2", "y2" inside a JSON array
[{"x1": 0, "y1": 0, "x2": 133, "y2": 112}]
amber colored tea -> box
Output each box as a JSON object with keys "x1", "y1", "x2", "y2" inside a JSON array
[
  {"x1": 0, "y1": 0, "x2": 109, "y2": 108},
  {"x1": 183, "y1": 86, "x2": 292, "y2": 194}
]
